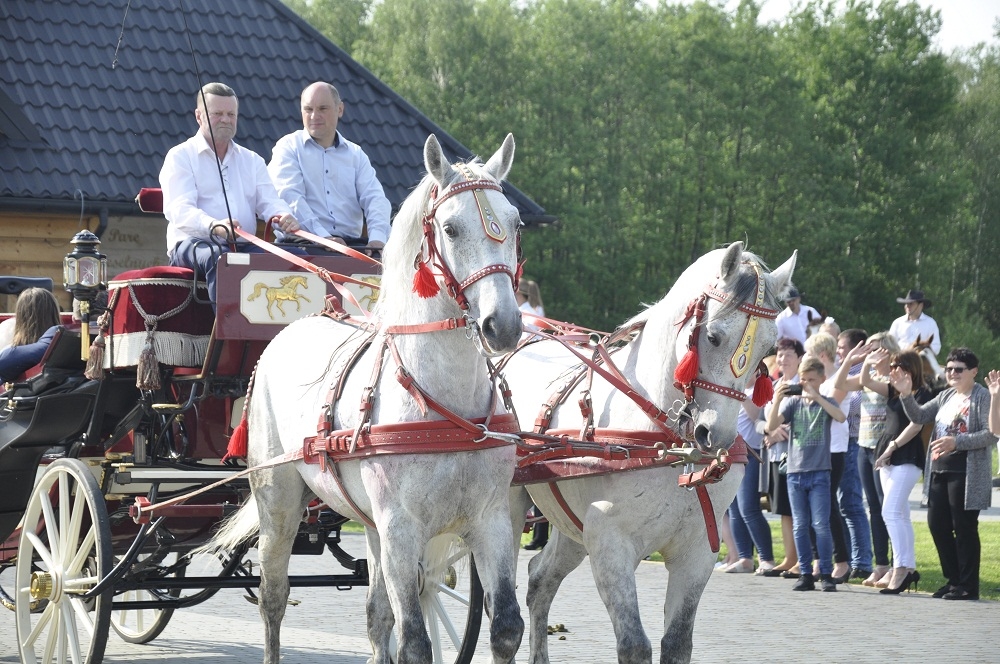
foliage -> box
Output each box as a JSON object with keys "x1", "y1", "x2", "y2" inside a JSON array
[{"x1": 281, "y1": 0, "x2": 1000, "y2": 364}]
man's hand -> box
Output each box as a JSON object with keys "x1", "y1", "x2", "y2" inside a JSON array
[
  {"x1": 271, "y1": 213, "x2": 299, "y2": 234},
  {"x1": 212, "y1": 219, "x2": 241, "y2": 237}
]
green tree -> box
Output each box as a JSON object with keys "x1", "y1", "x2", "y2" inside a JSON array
[{"x1": 283, "y1": 0, "x2": 373, "y2": 52}]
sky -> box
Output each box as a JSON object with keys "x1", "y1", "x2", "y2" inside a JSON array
[{"x1": 691, "y1": 1, "x2": 1000, "y2": 54}]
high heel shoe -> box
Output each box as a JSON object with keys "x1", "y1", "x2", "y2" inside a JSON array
[{"x1": 879, "y1": 570, "x2": 920, "y2": 595}]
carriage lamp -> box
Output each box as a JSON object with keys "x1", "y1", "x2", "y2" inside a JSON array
[{"x1": 63, "y1": 230, "x2": 108, "y2": 360}]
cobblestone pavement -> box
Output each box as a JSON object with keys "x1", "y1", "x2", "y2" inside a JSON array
[{"x1": 3, "y1": 518, "x2": 999, "y2": 664}]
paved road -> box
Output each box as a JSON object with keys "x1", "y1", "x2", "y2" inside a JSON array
[{"x1": 3, "y1": 513, "x2": 999, "y2": 664}]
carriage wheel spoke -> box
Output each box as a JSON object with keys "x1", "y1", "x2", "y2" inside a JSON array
[
  {"x1": 65, "y1": 600, "x2": 86, "y2": 662},
  {"x1": 432, "y1": 580, "x2": 468, "y2": 605},
  {"x1": 66, "y1": 528, "x2": 96, "y2": 577},
  {"x1": 58, "y1": 475, "x2": 72, "y2": 567},
  {"x1": 26, "y1": 530, "x2": 57, "y2": 571},
  {"x1": 63, "y1": 481, "x2": 88, "y2": 568},
  {"x1": 39, "y1": 491, "x2": 60, "y2": 563},
  {"x1": 26, "y1": 601, "x2": 55, "y2": 652},
  {"x1": 429, "y1": 592, "x2": 461, "y2": 649},
  {"x1": 426, "y1": 598, "x2": 444, "y2": 663}
]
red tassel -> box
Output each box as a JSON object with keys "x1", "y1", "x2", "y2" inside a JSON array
[
  {"x1": 412, "y1": 259, "x2": 440, "y2": 298},
  {"x1": 223, "y1": 413, "x2": 249, "y2": 461},
  {"x1": 674, "y1": 346, "x2": 699, "y2": 385},
  {"x1": 752, "y1": 371, "x2": 774, "y2": 407}
]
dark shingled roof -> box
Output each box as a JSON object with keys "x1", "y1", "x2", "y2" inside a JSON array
[{"x1": 0, "y1": 0, "x2": 550, "y2": 223}]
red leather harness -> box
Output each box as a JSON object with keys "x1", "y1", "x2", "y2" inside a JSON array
[{"x1": 510, "y1": 265, "x2": 777, "y2": 552}]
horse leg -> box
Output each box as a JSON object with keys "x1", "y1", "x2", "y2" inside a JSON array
[
  {"x1": 465, "y1": 511, "x2": 524, "y2": 664},
  {"x1": 253, "y1": 471, "x2": 311, "y2": 664},
  {"x1": 658, "y1": 545, "x2": 714, "y2": 664},
  {"x1": 379, "y1": 524, "x2": 432, "y2": 663},
  {"x1": 586, "y1": 530, "x2": 651, "y2": 664},
  {"x1": 524, "y1": 529, "x2": 587, "y2": 664},
  {"x1": 364, "y1": 528, "x2": 394, "y2": 664}
]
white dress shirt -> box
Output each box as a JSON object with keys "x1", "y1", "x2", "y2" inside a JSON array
[
  {"x1": 889, "y1": 312, "x2": 941, "y2": 355},
  {"x1": 159, "y1": 134, "x2": 291, "y2": 257},
  {"x1": 775, "y1": 304, "x2": 819, "y2": 344},
  {"x1": 268, "y1": 130, "x2": 391, "y2": 245}
]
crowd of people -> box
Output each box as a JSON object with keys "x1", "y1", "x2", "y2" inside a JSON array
[{"x1": 717, "y1": 287, "x2": 999, "y2": 600}]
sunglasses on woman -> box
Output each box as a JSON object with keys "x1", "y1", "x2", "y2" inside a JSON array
[{"x1": 944, "y1": 366, "x2": 967, "y2": 374}]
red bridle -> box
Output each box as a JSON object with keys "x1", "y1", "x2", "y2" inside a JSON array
[
  {"x1": 673, "y1": 265, "x2": 779, "y2": 407},
  {"x1": 412, "y1": 170, "x2": 521, "y2": 310}
]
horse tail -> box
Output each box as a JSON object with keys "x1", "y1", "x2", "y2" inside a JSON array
[
  {"x1": 247, "y1": 283, "x2": 268, "y2": 301},
  {"x1": 192, "y1": 496, "x2": 261, "y2": 555}
]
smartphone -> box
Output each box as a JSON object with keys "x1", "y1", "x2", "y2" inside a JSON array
[{"x1": 785, "y1": 384, "x2": 803, "y2": 396}]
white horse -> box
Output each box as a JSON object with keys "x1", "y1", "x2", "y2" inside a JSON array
[
  {"x1": 505, "y1": 242, "x2": 796, "y2": 664},
  {"x1": 207, "y1": 134, "x2": 525, "y2": 663}
]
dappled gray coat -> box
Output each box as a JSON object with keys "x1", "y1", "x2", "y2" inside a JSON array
[{"x1": 901, "y1": 384, "x2": 997, "y2": 511}]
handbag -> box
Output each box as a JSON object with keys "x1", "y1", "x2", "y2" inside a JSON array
[{"x1": 777, "y1": 453, "x2": 788, "y2": 476}]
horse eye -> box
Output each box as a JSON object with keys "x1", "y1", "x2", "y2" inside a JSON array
[
  {"x1": 442, "y1": 223, "x2": 457, "y2": 238},
  {"x1": 706, "y1": 332, "x2": 722, "y2": 347}
]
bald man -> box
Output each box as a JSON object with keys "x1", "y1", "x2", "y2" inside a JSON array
[{"x1": 268, "y1": 82, "x2": 391, "y2": 250}]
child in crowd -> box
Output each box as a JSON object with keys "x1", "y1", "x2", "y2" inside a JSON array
[{"x1": 766, "y1": 357, "x2": 846, "y2": 592}]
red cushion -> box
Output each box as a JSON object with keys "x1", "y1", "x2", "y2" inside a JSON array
[
  {"x1": 110, "y1": 266, "x2": 195, "y2": 282},
  {"x1": 136, "y1": 188, "x2": 163, "y2": 214}
]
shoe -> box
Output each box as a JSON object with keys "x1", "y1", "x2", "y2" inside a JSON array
[
  {"x1": 850, "y1": 567, "x2": 873, "y2": 580},
  {"x1": 724, "y1": 560, "x2": 754, "y2": 574},
  {"x1": 819, "y1": 574, "x2": 837, "y2": 592},
  {"x1": 781, "y1": 569, "x2": 800, "y2": 579},
  {"x1": 943, "y1": 588, "x2": 977, "y2": 601},
  {"x1": 879, "y1": 570, "x2": 920, "y2": 595},
  {"x1": 792, "y1": 574, "x2": 816, "y2": 591},
  {"x1": 523, "y1": 541, "x2": 546, "y2": 550},
  {"x1": 932, "y1": 584, "x2": 952, "y2": 599},
  {"x1": 755, "y1": 562, "x2": 777, "y2": 576},
  {"x1": 862, "y1": 566, "x2": 891, "y2": 587},
  {"x1": 759, "y1": 567, "x2": 784, "y2": 577}
]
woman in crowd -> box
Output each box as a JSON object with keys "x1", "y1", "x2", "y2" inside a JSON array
[
  {"x1": 0, "y1": 288, "x2": 61, "y2": 382},
  {"x1": 872, "y1": 350, "x2": 932, "y2": 593},
  {"x1": 890, "y1": 348, "x2": 996, "y2": 601},
  {"x1": 834, "y1": 331, "x2": 899, "y2": 587},
  {"x1": 760, "y1": 338, "x2": 804, "y2": 577},
  {"x1": 722, "y1": 388, "x2": 776, "y2": 574}
]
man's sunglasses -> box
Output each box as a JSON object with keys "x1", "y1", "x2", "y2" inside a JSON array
[{"x1": 945, "y1": 366, "x2": 967, "y2": 374}]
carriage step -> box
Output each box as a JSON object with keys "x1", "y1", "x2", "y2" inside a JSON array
[{"x1": 243, "y1": 595, "x2": 301, "y2": 607}]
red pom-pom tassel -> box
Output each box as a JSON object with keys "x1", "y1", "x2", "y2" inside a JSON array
[
  {"x1": 223, "y1": 414, "x2": 249, "y2": 461},
  {"x1": 412, "y1": 260, "x2": 440, "y2": 298},
  {"x1": 751, "y1": 370, "x2": 774, "y2": 407},
  {"x1": 674, "y1": 346, "x2": 699, "y2": 385}
]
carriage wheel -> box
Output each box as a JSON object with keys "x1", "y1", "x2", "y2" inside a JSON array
[
  {"x1": 15, "y1": 458, "x2": 113, "y2": 664},
  {"x1": 390, "y1": 534, "x2": 484, "y2": 664},
  {"x1": 109, "y1": 553, "x2": 184, "y2": 644}
]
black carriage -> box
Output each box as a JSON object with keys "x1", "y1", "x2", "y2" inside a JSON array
[{"x1": 0, "y1": 225, "x2": 483, "y2": 663}]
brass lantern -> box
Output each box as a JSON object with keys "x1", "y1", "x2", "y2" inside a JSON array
[{"x1": 63, "y1": 230, "x2": 108, "y2": 359}]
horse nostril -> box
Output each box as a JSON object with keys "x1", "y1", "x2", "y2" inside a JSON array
[
  {"x1": 694, "y1": 424, "x2": 712, "y2": 450},
  {"x1": 482, "y1": 315, "x2": 498, "y2": 340}
]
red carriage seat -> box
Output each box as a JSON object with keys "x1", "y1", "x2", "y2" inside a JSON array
[{"x1": 98, "y1": 266, "x2": 213, "y2": 369}]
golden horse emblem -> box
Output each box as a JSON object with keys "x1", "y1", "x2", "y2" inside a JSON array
[
  {"x1": 247, "y1": 275, "x2": 311, "y2": 320},
  {"x1": 357, "y1": 275, "x2": 382, "y2": 312}
]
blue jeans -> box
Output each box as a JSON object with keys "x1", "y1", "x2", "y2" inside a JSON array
[
  {"x1": 838, "y1": 437, "x2": 872, "y2": 570},
  {"x1": 788, "y1": 470, "x2": 833, "y2": 576},
  {"x1": 858, "y1": 446, "x2": 890, "y2": 566},
  {"x1": 729, "y1": 451, "x2": 773, "y2": 561}
]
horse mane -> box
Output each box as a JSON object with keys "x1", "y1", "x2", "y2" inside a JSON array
[
  {"x1": 621, "y1": 247, "x2": 780, "y2": 330},
  {"x1": 375, "y1": 156, "x2": 492, "y2": 319}
]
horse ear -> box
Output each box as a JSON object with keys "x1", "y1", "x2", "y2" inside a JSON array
[
  {"x1": 424, "y1": 134, "x2": 451, "y2": 186},
  {"x1": 484, "y1": 133, "x2": 515, "y2": 182},
  {"x1": 768, "y1": 250, "x2": 798, "y2": 297},
  {"x1": 719, "y1": 241, "x2": 744, "y2": 285}
]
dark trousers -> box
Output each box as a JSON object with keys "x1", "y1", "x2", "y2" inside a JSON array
[
  {"x1": 927, "y1": 472, "x2": 981, "y2": 597},
  {"x1": 858, "y1": 446, "x2": 890, "y2": 566}
]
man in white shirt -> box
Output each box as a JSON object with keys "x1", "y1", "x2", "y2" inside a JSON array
[
  {"x1": 268, "y1": 82, "x2": 391, "y2": 251},
  {"x1": 775, "y1": 288, "x2": 820, "y2": 344},
  {"x1": 159, "y1": 82, "x2": 300, "y2": 304},
  {"x1": 888, "y1": 289, "x2": 941, "y2": 356}
]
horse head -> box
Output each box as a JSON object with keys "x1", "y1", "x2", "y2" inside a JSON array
[
  {"x1": 662, "y1": 242, "x2": 796, "y2": 451},
  {"x1": 377, "y1": 134, "x2": 523, "y2": 356}
]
